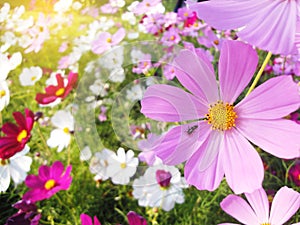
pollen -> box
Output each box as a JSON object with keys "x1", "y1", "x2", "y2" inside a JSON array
[
  {"x1": 31, "y1": 76, "x2": 37, "y2": 81},
  {"x1": 183, "y1": 12, "x2": 189, "y2": 17},
  {"x1": 44, "y1": 179, "x2": 56, "y2": 190},
  {"x1": 63, "y1": 127, "x2": 69, "y2": 133},
  {"x1": 0, "y1": 90, "x2": 6, "y2": 98},
  {"x1": 55, "y1": 88, "x2": 65, "y2": 96},
  {"x1": 106, "y1": 37, "x2": 112, "y2": 43},
  {"x1": 17, "y1": 130, "x2": 28, "y2": 142},
  {"x1": 0, "y1": 159, "x2": 8, "y2": 166},
  {"x1": 169, "y1": 35, "x2": 175, "y2": 41},
  {"x1": 213, "y1": 40, "x2": 219, "y2": 45},
  {"x1": 205, "y1": 101, "x2": 237, "y2": 131},
  {"x1": 120, "y1": 163, "x2": 127, "y2": 168},
  {"x1": 261, "y1": 223, "x2": 271, "y2": 225}
]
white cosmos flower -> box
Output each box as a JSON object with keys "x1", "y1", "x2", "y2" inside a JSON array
[
  {"x1": 109, "y1": 67, "x2": 125, "y2": 83},
  {"x1": 47, "y1": 110, "x2": 74, "y2": 152},
  {"x1": 126, "y1": 84, "x2": 144, "y2": 101},
  {"x1": 0, "y1": 52, "x2": 22, "y2": 80},
  {"x1": 0, "y1": 81, "x2": 9, "y2": 111},
  {"x1": 90, "y1": 148, "x2": 114, "y2": 181},
  {"x1": 19, "y1": 66, "x2": 42, "y2": 86},
  {"x1": 80, "y1": 146, "x2": 92, "y2": 161},
  {"x1": 54, "y1": 0, "x2": 73, "y2": 13},
  {"x1": 132, "y1": 162, "x2": 187, "y2": 211},
  {"x1": 106, "y1": 147, "x2": 138, "y2": 185},
  {"x1": 0, "y1": 145, "x2": 32, "y2": 193}
]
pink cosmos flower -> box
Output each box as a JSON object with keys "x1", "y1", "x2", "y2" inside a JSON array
[
  {"x1": 133, "y1": 0, "x2": 161, "y2": 15},
  {"x1": 188, "y1": 0, "x2": 299, "y2": 55},
  {"x1": 141, "y1": 40, "x2": 300, "y2": 194},
  {"x1": 23, "y1": 161, "x2": 72, "y2": 202},
  {"x1": 0, "y1": 108, "x2": 34, "y2": 160},
  {"x1": 160, "y1": 27, "x2": 181, "y2": 47},
  {"x1": 80, "y1": 214, "x2": 101, "y2": 225},
  {"x1": 80, "y1": 211, "x2": 147, "y2": 225},
  {"x1": 91, "y1": 28, "x2": 126, "y2": 55},
  {"x1": 35, "y1": 71, "x2": 78, "y2": 105},
  {"x1": 220, "y1": 186, "x2": 300, "y2": 225}
]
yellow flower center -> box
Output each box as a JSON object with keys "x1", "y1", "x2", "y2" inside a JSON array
[
  {"x1": 205, "y1": 101, "x2": 237, "y2": 131},
  {"x1": 146, "y1": 3, "x2": 150, "y2": 7},
  {"x1": 183, "y1": 12, "x2": 189, "y2": 17},
  {"x1": 120, "y1": 163, "x2": 127, "y2": 168},
  {"x1": 17, "y1": 130, "x2": 28, "y2": 142},
  {"x1": 63, "y1": 127, "x2": 69, "y2": 133},
  {"x1": 106, "y1": 37, "x2": 112, "y2": 43},
  {"x1": 55, "y1": 88, "x2": 65, "y2": 96},
  {"x1": 0, "y1": 90, "x2": 6, "y2": 98},
  {"x1": 261, "y1": 223, "x2": 271, "y2": 225},
  {"x1": 31, "y1": 76, "x2": 37, "y2": 81},
  {"x1": 169, "y1": 35, "x2": 175, "y2": 41},
  {"x1": 44, "y1": 179, "x2": 56, "y2": 190},
  {"x1": 0, "y1": 159, "x2": 8, "y2": 166}
]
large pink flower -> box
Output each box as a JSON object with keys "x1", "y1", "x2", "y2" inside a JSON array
[
  {"x1": 23, "y1": 161, "x2": 72, "y2": 202},
  {"x1": 141, "y1": 40, "x2": 300, "y2": 194},
  {"x1": 188, "y1": 0, "x2": 299, "y2": 55},
  {"x1": 220, "y1": 186, "x2": 300, "y2": 225}
]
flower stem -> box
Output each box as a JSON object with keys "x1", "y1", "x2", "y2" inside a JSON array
[
  {"x1": 246, "y1": 51, "x2": 272, "y2": 96},
  {"x1": 54, "y1": 194, "x2": 78, "y2": 225}
]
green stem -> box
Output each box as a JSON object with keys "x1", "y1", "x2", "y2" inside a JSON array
[
  {"x1": 246, "y1": 51, "x2": 272, "y2": 96},
  {"x1": 54, "y1": 194, "x2": 78, "y2": 225}
]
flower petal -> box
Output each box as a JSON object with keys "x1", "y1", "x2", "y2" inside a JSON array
[
  {"x1": 269, "y1": 186, "x2": 300, "y2": 224},
  {"x1": 219, "y1": 40, "x2": 258, "y2": 104},
  {"x1": 80, "y1": 214, "x2": 93, "y2": 225},
  {"x1": 244, "y1": 188, "x2": 269, "y2": 223},
  {"x1": 221, "y1": 129, "x2": 264, "y2": 194},
  {"x1": 184, "y1": 141, "x2": 224, "y2": 192},
  {"x1": 236, "y1": 76, "x2": 300, "y2": 120},
  {"x1": 237, "y1": 119, "x2": 300, "y2": 159},
  {"x1": 154, "y1": 121, "x2": 211, "y2": 165},
  {"x1": 174, "y1": 49, "x2": 219, "y2": 103},
  {"x1": 220, "y1": 194, "x2": 259, "y2": 224},
  {"x1": 188, "y1": 0, "x2": 269, "y2": 30},
  {"x1": 141, "y1": 84, "x2": 208, "y2": 122},
  {"x1": 50, "y1": 161, "x2": 64, "y2": 179},
  {"x1": 238, "y1": 0, "x2": 297, "y2": 55},
  {"x1": 0, "y1": 166, "x2": 10, "y2": 192}
]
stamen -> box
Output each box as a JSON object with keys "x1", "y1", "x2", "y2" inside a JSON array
[
  {"x1": 55, "y1": 88, "x2": 65, "y2": 97},
  {"x1": 205, "y1": 101, "x2": 237, "y2": 131},
  {"x1": 17, "y1": 130, "x2": 28, "y2": 142},
  {"x1": 44, "y1": 179, "x2": 56, "y2": 190}
]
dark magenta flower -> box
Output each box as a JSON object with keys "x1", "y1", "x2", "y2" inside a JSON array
[
  {"x1": 5, "y1": 200, "x2": 41, "y2": 225},
  {"x1": 23, "y1": 161, "x2": 72, "y2": 202},
  {"x1": 289, "y1": 160, "x2": 300, "y2": 186},
  {"x1": 156, "y1": 170, "x2": 172, "y2": 189},
  {"x1": 127, "y1": 211, "x2": 148, "y2": 225},
  {"x1": 0, "y1": 108, "x2": 34, "y2": 160},
  {"x1": 35, "y1": 71, "x2": 78, "y2": 105}
]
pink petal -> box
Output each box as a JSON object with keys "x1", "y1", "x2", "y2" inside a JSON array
[
  {"x1": 221, "y1": 129, "x2": 264, "y2": 194},
  {"x1": 50, "y1": 161, "x2": 64, "y2": 179},
  {"x1": 184, "y1": 140, "x2": 224, "y2": 192},
  {"x1": 219, "y1": 40, "x2": 258, "y2": 104},
  {"x1": 174, "y1": 49, "x2": 219, "y2": 103},
  {"x1": 94, "y1": 216, "x2": 102, "y2": 225},
  {"x1": 238, "y1": 0, "x2": 297, "y2": 55},
  {"x1": 112, "y1": 28, "x2": 126, "y2": 45},
  {"x1": 154, "y1": 121, "x2": 211, "y2": 165},
  {"x1": 141, "y1": 84, "x2": 208, "y2": 122},
  {"x1": 24, "y1": 175, "x2": 43, "y2": 188},
  {"x1": 38, "y1": 165, "x2": 50, "y2": 181},
  {"x1": 91, "y1": 32, "x2": 111, "y2": 54},
  {"x1": 80, "y1": 214, "x2": 93, "y2": 225},
  {"x1": 220, "y1": 194, "x2": 259, "y2": 224},
  {"x1": 244, "y1": 188, "x2": 269, "y2": 223},
  {"x1": 1, "y1": 122, "x2": 19, "y2": 136},
  {"x1": 236, "y1": 76, "x2": 300, "y2": 120},
  {"x1": 269, "y1": 186, "x2": 300, "y2": 224},
  {"x1": 188, "y1": 0, "x2": 269, "y2": 30},
  {"x1": 236, "y1": 119, "x2": 300, "y2": 159}
]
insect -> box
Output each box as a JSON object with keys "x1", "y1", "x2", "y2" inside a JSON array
[{"x1": 186, "y1": 125, "x2": 198, "y2": 135}]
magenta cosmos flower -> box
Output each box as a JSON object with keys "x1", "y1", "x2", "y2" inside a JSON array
[
  {"x1": 188, "y1": 0, "x2": 299, "y2": 55},
  {"x1": 23, "y1": 161, "x2": 72, "y2": 202},
  {"x1": 80, "y1": 211, "x2": 147, "y2": 225},
  {"x1": 35, "y1": 71, "x2": 78, "y2": 105},
  {"x1": 0, "y1": 108, "x2": 34, "y2": 160},
  {"x1": 220, "y1": 186, "x2": 300, "y2": 225},
  {"x1": 141, "y1": 40, "x2": 300, "y2": 194}
]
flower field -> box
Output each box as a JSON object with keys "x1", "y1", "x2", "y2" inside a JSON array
[{"x1": 0, "y1": 0, "x2": 299, "y2": 224}]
